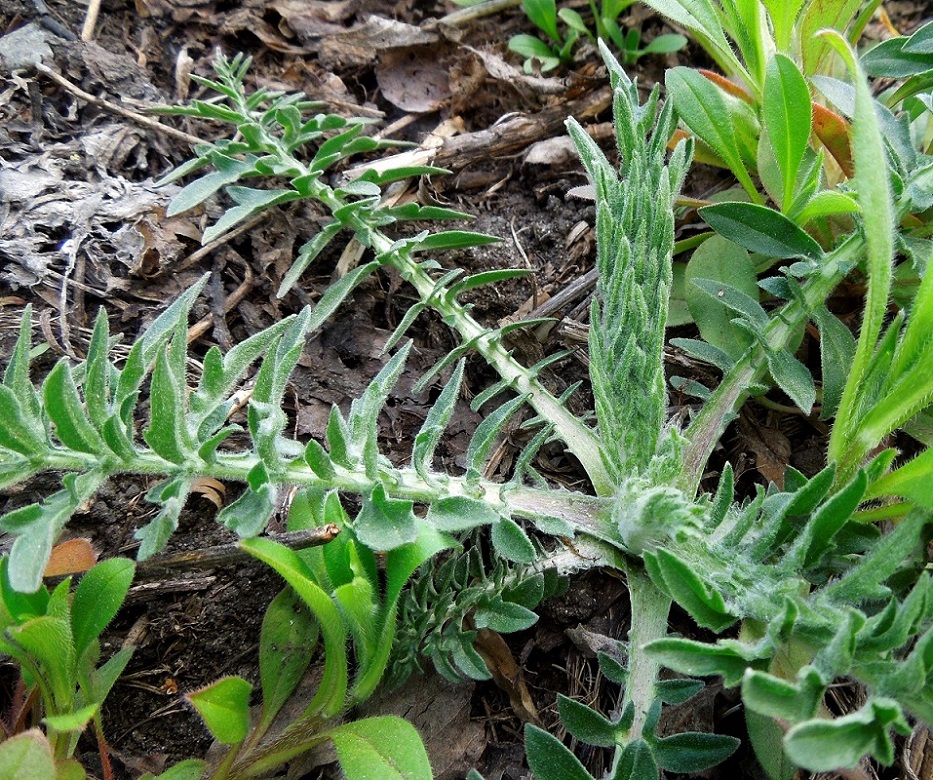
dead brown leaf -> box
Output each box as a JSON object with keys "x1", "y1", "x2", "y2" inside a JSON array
[
  {"x1": 474, "y1": 627, "x2": 540, "y2": 724},
  {"x1": 738, "y1": 410, "x2": 792, "y2": 489},
  {"x1": 313, "y1": 15, "x2": 438, "y2": 69},
  {"x1": 44, "y1": 538, "x2": 98, "y2": 577},
  {"x1": 377, "y1": 46, "x2": 451, "y2": 113},
  {"x1": 191, "y1": 477, "x2": 226, "y2": 510},
  {"x1": 906, "y1": 725, "x2": 933, "y2": 780}
]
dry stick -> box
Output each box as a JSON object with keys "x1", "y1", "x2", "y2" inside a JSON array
[
  {"x1": 522, "y1": 267, "x2": 598, "y2": 321},
  {"x1": 174, "y1": 214, "x2": 267, "y2": 272},
  {"x1": 34, "y1": 63, "x2": 204, "y2": 147},
  {"x1": 132, "y1": 525, "x2": 341, "y2": 582},
  {"x1": 440, "y1": 87, "x2": 612, "y2": 167},
  {"x1": 431, "y1": 0, "x2": 522, "y2": 28},
  {"x1": 80, "y1": 0, "x2": 102, "y2": 41},
  {"x1": 186, "y1": 259, "x2": 255, "y2": 343},
  {"x1": 346, "y1": 86, "x2": 613, "y2": 180}
]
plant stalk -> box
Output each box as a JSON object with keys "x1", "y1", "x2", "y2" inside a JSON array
[
  {"x1": 680, "y1": 232, "x2": 863, "y2": 495},
  {"x1": 620, "y1": 564, "x2": 670, "y2": 741}
]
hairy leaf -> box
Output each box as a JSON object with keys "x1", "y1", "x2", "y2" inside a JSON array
[
  {"x1": 524, "y1": 724, "x2": 593, "y2": 780},
  {"x1": 699, "y1": 203, "x2": 823, "y2": 261},
  {"x1": 653, "y1": 732, "x2": 740, "y2": 772},
  {"x1": 328, "y1": 716, "x2": 432, "y2": 780},
  {"x1": 71, "y1": 558, "x2": 135, "y2": 660},
  {"x1": 784, "y1": 699, "x2": 910, "y2": 770},
  {"x1": 684, "y1": 236, "x2": 758, "y2": 360},
  {"x1": 188, "y1": 676, "x2": 252, "y2": 745},
  {"x1": 557, "y1": 695, "x2": 617, "y2": 747},
  {"x1": 355, "y1": 484, "x2": 418, "y2": 550}
]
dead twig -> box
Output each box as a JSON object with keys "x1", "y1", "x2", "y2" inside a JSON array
[
  {"x1": 81, "y1": 0, "x2": 102, "y2": 41},
  {"x1": 186, "y1": 259, "x2": 255, "y2": 343},
  {"x1": 131, "y1": 526, "x2": 341, "y2": 582},
  {"x1": 346, "y1": 86, "x2": 613, "y2": 180},
  {"x1": 34, "y1": 63, "x2": 203, "y2": 147}
]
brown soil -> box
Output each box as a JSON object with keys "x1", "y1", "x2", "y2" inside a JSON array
[{"x1": 0, "y1": 1, "x2": 929, "y2": 779}]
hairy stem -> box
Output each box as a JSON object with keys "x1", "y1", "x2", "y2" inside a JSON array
[
  {"x1": 621, "y1": 564, "x2": 671, "y2": 740},
  {"x1": 20, "y1": 449, "x2": 615, "y2": 542},
  {"x1": 680, "y1": 232, "x2": 863, "y2": 495},
  {"x1": 370, "y1": 228, "x2": 614, "y2": 494}
]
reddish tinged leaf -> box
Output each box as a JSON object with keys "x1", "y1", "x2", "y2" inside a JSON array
[
  {"x1": 812, "y1": 103, "x2": 854, "y2": 178},
  {"x1": 668, "y1": 129, "x2": 727, "y2": 168},
  {"x1": 699, "y1": 69, "x2": 755, "y2": 104}
]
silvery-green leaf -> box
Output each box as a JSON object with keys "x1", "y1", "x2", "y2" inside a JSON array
[
  {"x1": 167, "y1": 155, "x2": 257, "y2": 216},
  {"x1": 43, "y1": 362, "x2": 107, "y2": 456},
  {"x1": 861, "y1": 35, "x2": 933, "y2": 77},
  {"x1": 355, "y1": 483, "x2": 418, "y2": 550},
  {"x1": 347, "y1": 343, "x2": 411, "y2": 478},
  {"x1": 654, "y1": 732, "x2": 740, "y2": 773},
  {"x1": 202, "y1": 187, "x2": 299, "y2": 244},
  {"x1": 143, "y1": 351, "x2": 192, "y2": 464},
  {"x1": 415, "y1": 231, "x2": 500, "y2": 252},
  {"x1": 524, "y1": 724, "x2": 592, "y2": 780},
  {"x1": 644, "y1": 548, "x2": 734, "y2": 632},
  {"x1": 784, "y1": 699, "x2": 910, "y2": 770},
  {"x1": 278, "y1": 222, "x2": 344, "y2": 298},
  {"x1": 765, "y1": 348, "x2": 816, "y2": 414},
  {"x1": 426, "y1": 496, "x2": 499, "y2": 532},
  {"x1": 812, "y1": 305, "x2": 856, "y2": 418},
  {"x1": 556, "y1": 695, "x2": 617, "y2": 747},
  {"x1": 466, "y1": 395, "x2": 527, "y2": 482},
  {"x1": 741, "y1": 667, "x2": 826, "y2": 721},
  {"x1": 490, "y1": 517, "x2": 536, "y2": 564},
  {"x1": 412, "y1": 361, "x2": 464, "y2": 480},
  {"x1": 474, "y1": 598, "x2": 538, "y2": 633},
  {"x1": 218, "y1": 462, "x2": 277, "y2": 537},
  {"x1": 136, "y1": 477, "x2": 192, "y2": 560},
  {"x1": 1, "y1": 471, "x2": 104, "y2": 591},
  {"x1": 0, "y1": 386, "x2": 47, "y2": 456}
]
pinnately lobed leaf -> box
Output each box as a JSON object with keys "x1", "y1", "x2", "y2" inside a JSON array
[{"x1": 567, "y1": 57, "x2": 693, "y2": 480}]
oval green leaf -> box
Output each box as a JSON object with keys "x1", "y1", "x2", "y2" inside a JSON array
[
  {"x1": 187, "y1": 676, "x2": 252, "y2": 745},
  {"x1": 328, "y1": 716, "x2": 432, "y2": 780},
  {"x1": 699, "y1": 202, "x2": 824, "y2": 261}
]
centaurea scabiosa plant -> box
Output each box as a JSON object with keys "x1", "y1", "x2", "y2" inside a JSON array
[{"x1": 1, "y1": 37, "x2": 932, "y2": 780}]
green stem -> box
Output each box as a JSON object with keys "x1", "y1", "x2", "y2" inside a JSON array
[
  {"x1": 680, "y1": 232, "x2": 863, "y2": 496},
  {"x1": 620, "y1": 563, "x2": 670, "y2": 740},
  {"x1": 368, "y1": 228, "x2": 615, "y2": 495},
  {"x1": 226, "y1": 721, "x2": 329, "y2": 780},
  {"x1": 206, "y1": 741, "x2": 242, "y2": 780},
  {"x1": 25, "y1": 451, "x2": 615, "y2": 540}
]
